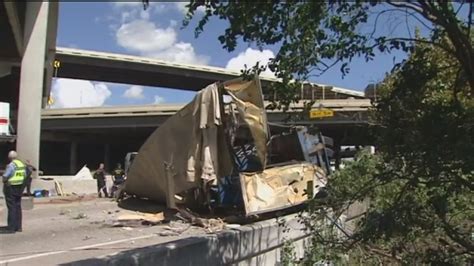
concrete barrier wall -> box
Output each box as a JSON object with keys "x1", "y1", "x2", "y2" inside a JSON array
[
  {"x1": 66, "y1": 214, "x2": 311, "y2": 266},
  {"x1": 35, "y1": 176, "x2": 116, "y2": 195},
  {"x1": 0, "y1": 176, "x2": 115, "y2": 198}
]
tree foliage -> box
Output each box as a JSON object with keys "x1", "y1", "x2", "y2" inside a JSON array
[
  {"x1": 298, "y1": 40, "x2": 473, "y2": 264},
  {"x1": 139, "y1": 1, "x2": 474, "y2": 263},
  {"x1": 175, "y1": 1, "x2": 473, "y2": 102}
]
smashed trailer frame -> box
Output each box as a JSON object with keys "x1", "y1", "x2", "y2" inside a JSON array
[{"x1": 124, "y1": 76, "x2": 332, "y2": 216}]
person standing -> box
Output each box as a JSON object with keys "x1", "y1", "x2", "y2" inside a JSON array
[
  {"x1": 110, "y1": 163, "x2": 125, "y2": 198},
  {"x1": 2, "y1": 151, "x2": 28, "y2": 233},
  {"x1": 93, "y1": 163, "x2": 108, "y2": 198},
  {"x1": 24, "y1": 160, "x2": 37, "y2": 196}
]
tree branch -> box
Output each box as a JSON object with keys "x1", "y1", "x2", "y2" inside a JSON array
[
  {"x1": 418, "y1": 1, "x2": 474, "y2": 90},
  {"x1": 469, "y1": 2, "x2": 472, "y2": 40},
  {"x1": 307, "y1": 58, "x2": 342, "y2": 78},
  {"x1": 369, "y1": 9, "x2": 402, "y2": 39},
  {"x1": 370, "y1": 36, "x2": 455, "y2": 55},
  {"x1": 406, "y1": 8, "x2": 413, "y2": 39},
  {"x1": 387, "y1": 1, "x2": 436, "y2": 21}
]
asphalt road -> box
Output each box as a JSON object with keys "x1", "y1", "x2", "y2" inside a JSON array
[{"x1": 0, "y1": 197, "x2": 206, "y2": 266}]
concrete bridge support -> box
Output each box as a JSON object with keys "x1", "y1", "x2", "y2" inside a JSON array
[
  {"x1": 16, "y1": 1, "x2": 57, "y2": 174},
  {"x1": 69, "y1": 141, "x2": 78, "y2": 174}
]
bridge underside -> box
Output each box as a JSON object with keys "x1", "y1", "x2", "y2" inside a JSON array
[{"x1": 0, "y1": 108, "x2": 371, "y2": 175}]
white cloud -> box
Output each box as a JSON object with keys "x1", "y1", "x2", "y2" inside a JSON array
[
  {"x1": 51, "y1": 78, "x2": 112, "y2": 108},
  {"x1": 147, "y1": 2, "x2": 204, "y2": 15},
  {"x1": 111, "y1": 2, "x2": 151, "y2": 24},
  {"x1": 196, "y1": 6, "x2": 206, "y2": 13},
  {"x1": 140, "y1": 10, "x2": 150, "y2": 20},
  {"x1": 116, "y1": 19, "x2": 209, "y2": 65},
  {"x1": 110, "y1": 2, "x2": 209, "y2": 65},
  {"x1": 169, "y1": 19, "x2": 178, "y2": 27},
  {"x1": 226, "y1": 48, "x2": 275, "y2": 76},
  {"x1": 172, "y1": 2, "x2": 206, "y2": 14},
  {"x1": 173, "y1": 2, "x2": 188, "y2": 14},
  {"x1": 153, "y1": 95, "x2": 165, "y2": 104},
  {"x1": 123, "y1": 85, "x2": 145, "y2": 99},
  {"x1": 117, "y1": 20, "x2": 177, "y2": 53},
  {"x1": 146, "y1": 42, "x2": 209, "y2": 65}
]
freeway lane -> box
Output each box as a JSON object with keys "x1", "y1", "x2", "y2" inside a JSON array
[{"x1": 0, "y1": 198, "x2": 206, "y2": 265}]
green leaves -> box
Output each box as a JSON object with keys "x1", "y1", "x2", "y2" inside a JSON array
[
  {"x1": 293, "y1": 38, "x2": 473, "y2": 265},
  {"x1": 173, "y1": 1, "x2": 474, "y2": 262},
  {"x1": 180, "y1": 1, "x2": 474, "y2": 101},
  {"x1": 361, "y1": 41, "x2": 472, "y2": 263}
]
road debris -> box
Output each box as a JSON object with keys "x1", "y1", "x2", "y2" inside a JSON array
[
  {"x1": 72, "y1": 213, "x2": 88, "y2": 220},
  {"x1": 117, "y1": 212, "x2": 165, "y2": 224},
  {"x1": 176, "y1": 208, "x2": 225, "y2": 233},
  {"x1": 225, "y1": 224, "x2": 241, "y2": 230},
  {"x1": 159, "y1": 221, "x2": 191, "y2": 237},
  {"x1": 111, "y1": 211, "x2": 165, "y2": 227},
  {"x1": 59, "y1": 209, "x2": 71, "y2": 215},
  {"x1": 54, "y1": 180, "x2": 65, "y2": 196},
  {"x1": 37, "y1": 194, "x2": 96, "y2": 205},
  {"x1": 33, "y1": 189, "x2": 50, "y2": 197}
]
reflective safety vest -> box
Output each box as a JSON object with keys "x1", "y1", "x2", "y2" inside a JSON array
[{"x1": 9, "y1": 159, "x2": 26, "y2": 185}]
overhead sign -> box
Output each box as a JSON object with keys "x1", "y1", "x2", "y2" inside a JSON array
[{"x1": 309, "y1": 108, "x2": 334, "y2": 119}]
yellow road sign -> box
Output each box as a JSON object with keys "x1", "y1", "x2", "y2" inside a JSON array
[
  {"x1": 309, "y1": 108, "x2": 334, "y2": 119},
  {"x1": 53, "y1": 60, "x2": 61, "y2": 68},
  {"x1": 47, "y1": 96, "x2": 54, "y2": 106}
]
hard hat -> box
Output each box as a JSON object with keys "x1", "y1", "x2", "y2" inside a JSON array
[{"x1": 8, "y1": 150, "x2": 17, "y2": 159}]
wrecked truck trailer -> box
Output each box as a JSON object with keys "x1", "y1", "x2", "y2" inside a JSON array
[{"x1": 124, "y1": 76, "x2": 332, "y2": 216}]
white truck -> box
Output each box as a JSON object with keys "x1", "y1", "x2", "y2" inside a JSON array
[{"x1": 0, "y1": 102, "x2": 15, "y2": 143}]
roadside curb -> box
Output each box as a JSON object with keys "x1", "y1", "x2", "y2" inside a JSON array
[{"x1": 65, "y1": 214, "x2": 308, "y2": 266}]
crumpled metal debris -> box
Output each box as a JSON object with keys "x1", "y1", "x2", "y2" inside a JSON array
[
  {"x1": 123, "y1": 76, "x2": 330, "y2": 216},
  {"x1": 176, "y1": 208, "x2": 225, "y2": 233},
  {"x1": 159, "y1": 221, "x2": 191, "y2": 236},
  {"x1": 72, "y1": 213, "x2": 87, "y2": 220},
  {"x1": 125, "y1": 77, "x2": 267, "y2": 204},
  {"x1": 240, "y1": 162, "x2": 327, "y2": 215},
  {"x1": 112, "y1": 212, "x2": 165, "y2": 227}
]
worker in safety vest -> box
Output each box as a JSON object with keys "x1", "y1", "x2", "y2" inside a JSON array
[
  {"x1": 110, "y1": 163, "x2": 125, "y2": 198},
  {"x1": 2, "y1": 150, "x2": 29, "y2": 233},
  {"x1": 93, "y1": 163, "x2": 108, "y2": 198}
]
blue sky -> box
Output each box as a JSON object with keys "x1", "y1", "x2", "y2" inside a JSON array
[{"x1": 52, "y1": 2, "x2": 422, "y2": 108}]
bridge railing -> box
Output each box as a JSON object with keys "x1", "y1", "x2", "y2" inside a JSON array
[{"x1": 41, "y1": 99, "x2": 372, "y2": 119}]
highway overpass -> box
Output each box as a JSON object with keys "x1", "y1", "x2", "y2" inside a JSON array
[
  {"x1": 53, "y1": 47, "x2": 365, "y2": 99},
  {"x1": 15, "y1": 99, "x2": 370, "y2": 175},
  {"x1": 41, "y1": 99, "x2": 370, "y2": 130},
  {"x1": 1, "y1": 1, "x2": 369, "y2": 174}
]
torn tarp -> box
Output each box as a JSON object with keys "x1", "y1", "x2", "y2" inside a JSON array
[
  {"x1": 124, "y1": 76, "x2": 330, "y2": 215},
  {"x1": 125, "y1": 77, "x2": 268, "y2": 203}
]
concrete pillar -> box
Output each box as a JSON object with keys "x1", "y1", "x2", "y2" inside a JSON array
[
  {"x1": 43, "y1": 2, "x2": 59, "y2": 108},
  {"x1": 70, "y1": 141, "x2": 77, "y2": 174},
  {"x1": 3, "y1": 2, "x2": 24, "y2": 56},
  {"x1": 16, "y1": 2, "x2": 51, "y2": 177}
]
